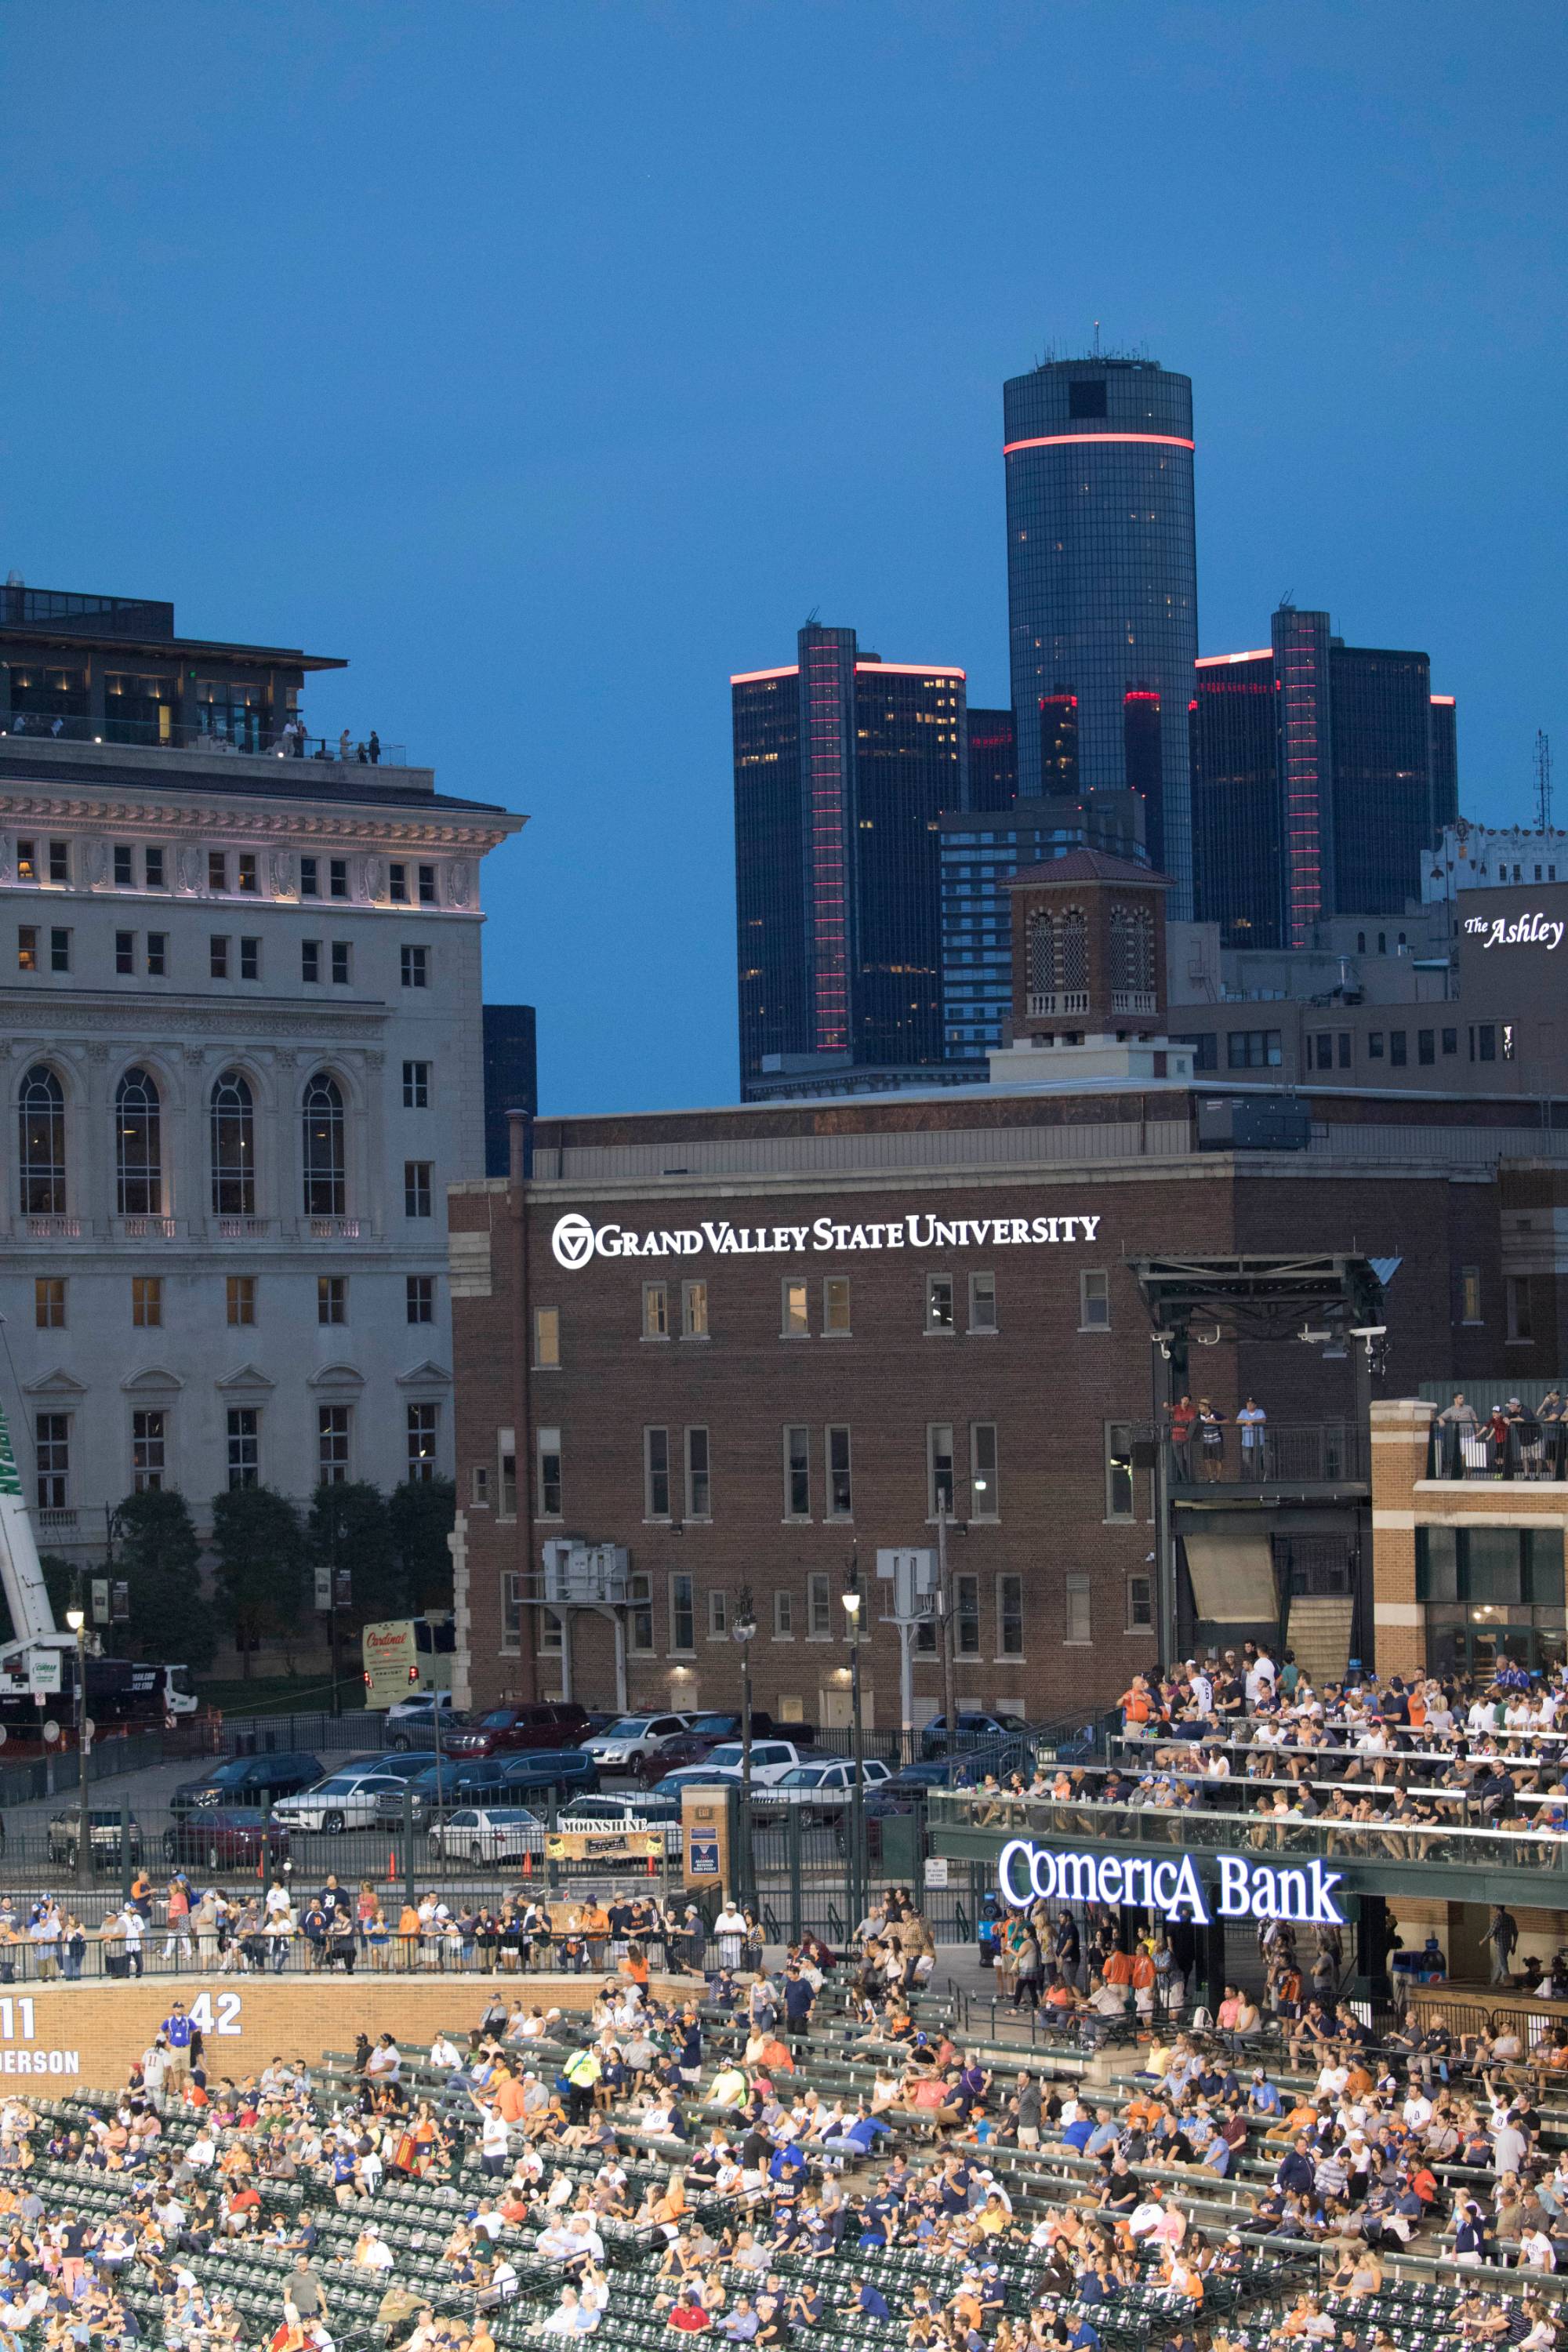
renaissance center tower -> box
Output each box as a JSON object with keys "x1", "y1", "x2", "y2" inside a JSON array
[{"x1": 1004, "y1": 353, "x2": 1198, "y2": 913}]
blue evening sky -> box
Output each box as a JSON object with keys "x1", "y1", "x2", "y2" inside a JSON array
[{"x1": 3, "y1": 2, "x2": 1563, "y2": 1116}]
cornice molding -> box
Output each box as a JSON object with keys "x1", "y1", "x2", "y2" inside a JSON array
[
  {"x1": 0, "y1": 790, "x2": 514, "y2": 853},
  {"x1": 0, "y1": 996, "x2": 387, "y2": 1037}
]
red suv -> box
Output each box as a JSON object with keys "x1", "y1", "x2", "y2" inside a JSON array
[{"x1": 445, "y1": 1702, "x2": 590, "y2": 1759}]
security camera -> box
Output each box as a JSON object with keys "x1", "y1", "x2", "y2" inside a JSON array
[
  {"x1": 1348, "y1": 1325, "x2": 1387, "y2": 1339},
  {"x1": 1298, "y1": 1326, "x2": 1332, "y2": 1345}
]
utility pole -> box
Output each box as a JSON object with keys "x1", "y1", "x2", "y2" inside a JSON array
[
  {"x1": 841, "y1": 1548, "x2": 866, "y2": 1933},
  {"x1": 1537, "y1": 731, "x2": 1554, "y2": 837},
  {"x1": 732, "y1": 1584, "x2": 756, "y2": 1908},
  {"x1": 936, "y1": 1492, "x2": 957, "y2": 1759},
  {"x1": 66, "y1": 1578, "x2": 90, "y2": 1893}
]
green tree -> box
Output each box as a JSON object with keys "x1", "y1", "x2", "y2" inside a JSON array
[
  {"x1": 388, "y1": 1477, "x2": 456, "y2": 1615},
  {"x1": 111, "y1": 1490, "x2": 216, "y2": 1670},
  {"x1": 210, "y1": 1486, "x2": 309, "y2": 1678},
  {"x1": 36, "y1": 1552, "x2": 75, "y2": 1635},
  {"x1": 306, "y1": 1481, "x2": 399, "y2": 1628}
]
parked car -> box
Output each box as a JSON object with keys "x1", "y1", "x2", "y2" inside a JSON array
[
  {"x1": 169, "y1": 1753, "x2": 324, "y2": 1815},
  {"x1": 920, "y1": 1711, "x2": 1028, "y2": 1757},
  {"x1": 164, "y1": 1809, "x2": 292, "y2": 1871},
  {"x1": 583, "y1": 1714, "x2": 695, "y2": 1773},
  {"x1": 272, "y1": 1762, "x2": 427, "y2": 1833},
  {"x1": 426, "y1": 1806, "x2": 546, "y2": 1864},
  {"x1": 751, "y1": 1757, "x2": 892, "y2": 1824},
  {"x1": 555, "y1": 1794, "x2": 684, "y2": 1857},
  {"x1": 491, "y1": 1748, "x2": 599, "y2": 1799},
  {"x1": 383, "y1": 1696, "x2": 469, "y2": 1750},
  {"x1": 443, "y1": 1703, "x2": 592, "y2": 1760},
  {"x1": 382, "y1": 1746, "x2": 598, "y2": 1824},
  {"x1": 47, "y1": 1806, "x2": 143, "y2": 1870},
  {"x1": 653, "y1": 1738, "x2": 810, "y2": 1795},
  {"x1": 883, "y1": 1758, "x2": 978, "y2": 1799},
  {"x1": 627, "y1": 1730, "x2": 720, "y2": 1784},
  {"x1": 681, "y1": 1711, "x2": 818, "y2": 1745}
]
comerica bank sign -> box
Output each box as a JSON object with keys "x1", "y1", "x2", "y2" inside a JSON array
[
  {"x1": 552, "y1": 1210, "x2": 1103, "y2": 1271},
  {"x1": 998, "y1": 1839, "x2": 1347, "y2": 1929}
]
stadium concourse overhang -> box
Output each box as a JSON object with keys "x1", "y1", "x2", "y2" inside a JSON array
[
  {"x1": 927, "y1": 1804, "x2": 1568, "y2": 2008},
  {"x1": 1129, "y1": 1251, "x2": 1396, "y2": 1671},
  {"x1": 930, "y1": 1806, "x2": 1568, "y2": 1917}
]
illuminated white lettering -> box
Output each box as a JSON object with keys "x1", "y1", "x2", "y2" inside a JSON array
[
  {"x1": 1096, "y1": 1856, "x2": 1123, "y2": 1905},
  {"x1": 998, "y1": 1840, "x2": 1034, "y2": 1907},
  {"x1": 1058, "y1": 1852, "x2": 1099, "y2": 1904},
  {"x1": 1216, "y1": 1855, "x2": 1251, "y2": 1916},
  {"x1": 1168, "y1": 1855, "x2": 1210, "y2": 1924}
]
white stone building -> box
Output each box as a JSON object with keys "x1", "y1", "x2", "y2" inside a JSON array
[{"x1": 0, "y1": 597, "x2": 522, "y2": 1570}]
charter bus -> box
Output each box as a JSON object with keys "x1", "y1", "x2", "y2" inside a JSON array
[{"x1": 361, "y1": 1614, "x2": 456, "y2": 1710}]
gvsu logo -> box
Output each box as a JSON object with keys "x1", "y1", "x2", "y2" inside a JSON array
[{"x1": 551, "y1": 1214, "x2": 597, "y2": 1270}]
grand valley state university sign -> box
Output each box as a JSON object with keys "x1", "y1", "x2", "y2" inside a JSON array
[{"x1": 998, "y1": 1839, "x2": 1348, "y2": 1928}]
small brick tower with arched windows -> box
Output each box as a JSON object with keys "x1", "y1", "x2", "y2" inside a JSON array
[{"x1": 990, "y1": 848, "x2": 1192, "y2": 1084}]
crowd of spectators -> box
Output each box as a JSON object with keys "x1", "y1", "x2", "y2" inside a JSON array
[{"x1": 0, "y1": 1871, "x2": 1564, "y2": 2352}]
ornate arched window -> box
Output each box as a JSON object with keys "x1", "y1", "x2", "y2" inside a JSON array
[
  {"x1": 210, "y1": 1070, "x2": 256, "y2": 1215},
  {"x1": 1026, "y1": 913, "x2": 1054, "y2": 997},
  {"x1": 18, "y1": 1066, "x2": 65, "y2": 1214},
  {"x1": 302, "y1": 1073, "x2": 345, "y2": 1216},
  {"x1": 115, "y1": 1067, "x2": 162, "y2": 1215},
  {"x1": 1109, "y1": 902, "x2": 1156, "y2": 996},
  {"x1": 1058, "y1": 906, "x2": 1089, "y2": 995}
]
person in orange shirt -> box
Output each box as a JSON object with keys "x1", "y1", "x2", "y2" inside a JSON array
[
  {"x1": 1121, "y1": 1676, "x2": 1153, "y2": 1729},
  {"x1": 395, "y1": 1904, "x2": 421, "y2": 1972},
  {"x1": 492, "y1": 2069, "x2": 528, "y2": 2127},
  {"x1": 621, "y1": 1942, "x2": 651, "y2": 1987},
  {"x1": 1103, "y1": 1946, "x2": 1134, "y2": 1989}
]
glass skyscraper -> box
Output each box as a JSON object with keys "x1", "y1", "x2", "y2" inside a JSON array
[
  {"x1": 940, "y1": 792, "x2": 1146, "y2": 1061},
  {"x1": 1189, "y1": 606, "x2": 1457, "y2": 944},
  {"x1": 1003, "y1": 354, "x2": 1198, "y2": 913},
  {"x1": 732, "y1": 625, "x2": 966, "y2": 1095},
  {"x1": 966, "y1": 706, "x2": 1017, "y2": 811}
]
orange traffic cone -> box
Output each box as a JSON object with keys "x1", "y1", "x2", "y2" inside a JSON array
[
  {"x1": 646, "y1": 1854, "x2": 656, "y2": 1877},
  {"x1": 387, "y1": 1847, "x2": 397, "y2": 1883},
  {"x1": 521, "y1": 1852, "x2": 532, "y2": 1878}
]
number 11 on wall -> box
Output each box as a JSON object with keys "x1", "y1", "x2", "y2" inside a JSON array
[{"x1": 0, "y1": 2002, "x2": 36, "y2": 2042}]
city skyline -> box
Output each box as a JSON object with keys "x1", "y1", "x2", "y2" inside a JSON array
[{"x1": 4, "y1": 2, "x2": 1562, "y2": 1116}]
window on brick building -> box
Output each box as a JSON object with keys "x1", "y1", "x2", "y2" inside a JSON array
[
  {"x1": 971, "y1": 1423, "x2": 1000, "y2": 1519},
  {"x1": 783, "y1": 1426, "x2": 810, "y2": 1519},
  {"x1": 1065, "y1": 1573, "x2": 1091, "y2": 1643},
  {"x1": 644, "y1": 1427, "x2": 671, "y2": 1519}
]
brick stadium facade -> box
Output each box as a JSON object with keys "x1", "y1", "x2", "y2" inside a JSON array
[{"x1": 446, "y1": 1087, "x2": 1533, "y2": 1728}]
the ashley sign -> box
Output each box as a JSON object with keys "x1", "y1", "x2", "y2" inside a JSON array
[
  {"x1": 1465, "y1": 910, "x2": 1566, "y2": 952},
  {"x1": 552, "y1": 1209, "x2": 1102, "y2": 1270},
  {"x1": 998, "y1": 1838, "x2": 1346, "y2": 1928}
]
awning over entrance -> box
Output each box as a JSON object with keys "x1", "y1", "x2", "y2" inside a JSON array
[{"x1": 1182, "y1": 1526, "x2": 1276, "y2": 1622}]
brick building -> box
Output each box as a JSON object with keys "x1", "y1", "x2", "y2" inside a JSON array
[{"x1": 448, "y1": 863, "x2": 1560, "y2": 1727}]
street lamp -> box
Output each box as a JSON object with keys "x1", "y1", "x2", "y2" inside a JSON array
[
  {"x1": 731, "y1": 1585, "x2": 757, "y2": 1908},
  {"x1": 65, "y1": 1605, "x2": 89, "y2": 1892},
  {"x1": 842, "y1": 1551, "x2": 866, "y2": 1936}
]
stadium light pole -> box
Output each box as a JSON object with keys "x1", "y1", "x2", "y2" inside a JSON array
[{"x1": 66, "y1": 1603, "x2": 89, "y2": 1893}]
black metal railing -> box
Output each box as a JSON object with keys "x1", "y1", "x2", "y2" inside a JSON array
[
  {"x1": 0, "y1": 710, "x2": 407, "y2": 765},
  {"x1": 1156, "y1": 1418, "x2": 1365, "y2": 1486},
  {"x1": 1427, "y1": 1416, "x2": 1568, "y2": 1481}
]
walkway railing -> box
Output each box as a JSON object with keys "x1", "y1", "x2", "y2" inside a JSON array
[
  {"x1": 928, "y1": 1784, "x2": 1568, "y2": 1874},
  {"x1": 0, "y1": 712, "x2": 408, "y2": 765},
  {"x1": 1427, "y1": 1417, "x2": 1568, "y2": 1480}
]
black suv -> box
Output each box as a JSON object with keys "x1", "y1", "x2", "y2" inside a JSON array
[{"x1": 169, "y1": 1751, "x2": 323, "y2": 1815}]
